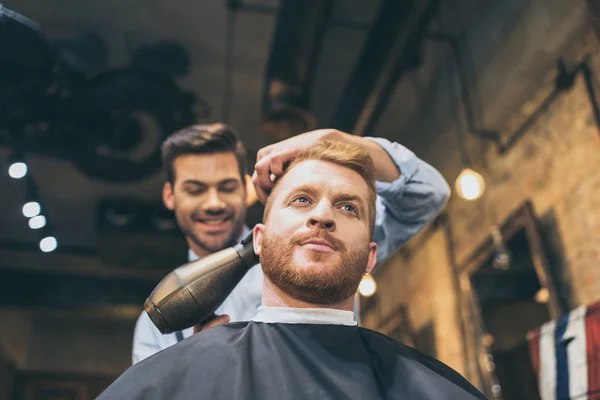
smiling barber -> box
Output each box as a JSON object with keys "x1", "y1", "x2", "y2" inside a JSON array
[{"x1": 132, "y1": 124, "x2": 450, "y2": 364}]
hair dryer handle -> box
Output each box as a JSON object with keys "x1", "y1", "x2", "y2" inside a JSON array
[{"x1": 144, "y1": 230, "x2": 259, "y2": 334}]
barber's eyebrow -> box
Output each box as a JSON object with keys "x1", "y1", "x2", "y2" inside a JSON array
[{"x1": 182, "y1": 178, "x2": 240, "y2": 186}]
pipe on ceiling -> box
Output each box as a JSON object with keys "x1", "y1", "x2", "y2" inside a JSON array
[
  {"x1": 260, "y1": 0, "x2": 334, "y2": 142},
  {"x1": 331, "y1": 0, "x2": 440, "y2": 136}
]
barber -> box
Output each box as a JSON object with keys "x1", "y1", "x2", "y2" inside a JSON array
[{"x1": 132, "y1": 124, "x2": 450, "y2": 364}]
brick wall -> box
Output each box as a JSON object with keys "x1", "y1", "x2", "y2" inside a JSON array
[
  {"x1": 363, "y1": 0, "x2": 600, "y2": 388},
  {"x1": 449, "y1": 30, "x2": 600, "y2": 306}
]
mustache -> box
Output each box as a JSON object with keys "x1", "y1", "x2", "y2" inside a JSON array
[
  {"x1": 292, "y1": 230, "x2": 346, "y2": 252},
  {"x1": 191, "y1": 210, "x2": 232, "y2": 220}
]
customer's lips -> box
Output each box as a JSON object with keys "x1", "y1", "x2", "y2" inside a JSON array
[{"x1": 300, "y1": 238, "x2": 336, "y2": 253}]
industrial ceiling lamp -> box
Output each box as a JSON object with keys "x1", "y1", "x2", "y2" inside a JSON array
[
  {"x1": 455, "y1": 168, "x2": 485, "y2": 201},
  {"x1": 454, "y1": 123, "x2": 486, "y2": 201}
]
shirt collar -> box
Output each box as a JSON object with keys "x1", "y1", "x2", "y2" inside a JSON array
[
  {"x1": 252, "y1": 306, "x2": 357, "y2": 326},
  {"x1": 188, "y1": 225, "x2": 251, "y2": 262}
]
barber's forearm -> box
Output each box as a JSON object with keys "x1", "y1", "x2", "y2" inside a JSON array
[{"x1": 337, "y1": 131, "x2": 401, "y2": 183}]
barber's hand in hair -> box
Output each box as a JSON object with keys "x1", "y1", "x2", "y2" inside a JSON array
[
  {"x1": 252, "y1": 129, "x2": 345, "y2": 203},
  {"x1": 193, "y1": 314, "x2": 230, "y2": 334}
]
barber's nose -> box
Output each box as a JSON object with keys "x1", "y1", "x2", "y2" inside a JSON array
[
  {"x1": 307, "y1": 201, "x2": 336, "y2": 232},
  {"x1": 203, "y1": 189, "x2": 226, "y2": 211}
]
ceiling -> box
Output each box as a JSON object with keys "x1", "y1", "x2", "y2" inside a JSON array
[
  {"x1": 0, "y1": 0, "x2": 387, "y2": 249},
  {"x1": 0, "y1": 0, "x2": 489, "y2": 309},
  {"x1": 0, "y1": 0, "x2": 586, "y2": 311}
]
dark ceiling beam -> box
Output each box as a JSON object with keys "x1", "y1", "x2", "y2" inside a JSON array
[
  {"x1": 260, "y1": 0, "x2": 334, "y2": 141},
  {"x1": 588, "y1": 0, "x2": 600, "y2": 40},
  {"x1": 0, "y1": 269, "x2": 157, "y2": 308},
  {"x1": 24, "y1": 305, "x2": 143, "y2": 321},
  {"x1": 331, "y1": 0, "x2": 440, "y2": 136},
  {"x1": 0, "y1": 246, "x2": 168, "y2": 281}
]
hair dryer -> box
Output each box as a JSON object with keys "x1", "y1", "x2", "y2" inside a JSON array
[{"x1": 144, "y1": 231, "x2": 259, "y2": 334}]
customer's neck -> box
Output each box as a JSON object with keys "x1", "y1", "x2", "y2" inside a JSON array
[{"x1": 261, "y1": 276, "x2": 355, "y2": 311}]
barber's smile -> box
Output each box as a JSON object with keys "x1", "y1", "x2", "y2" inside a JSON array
[
  {"x1": 194, "y1": 216, "x2": 233, "y2": 233},
  {"x1": 299, "y1": 239, "x2": 337, "y2": 253}
]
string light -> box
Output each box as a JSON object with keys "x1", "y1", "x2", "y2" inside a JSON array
[
  {"x1": 8, "y1": 161, "x2": 27, "y2": 179},
  {"x1": 7, "y1": 151, "x2": 59, "y2": 252},
  {"x1": 40, "y1": 236, "x2": 57, "y2": 252},
  {"x1": 22, "y1": 201, "x2": 41, "y2": 218},
  {"x1": 29, "y1": 215, "x2": 46, "y2": 229}
]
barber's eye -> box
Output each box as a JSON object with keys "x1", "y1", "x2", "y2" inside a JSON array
[
  {"x1": 186, "y1": 188, "x2": 205, "y2": 196},
  {"x1": 221, "y1": 186, "x2": 238, "y2": 193}
]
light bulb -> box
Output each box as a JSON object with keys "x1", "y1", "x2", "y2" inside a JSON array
[
  {"x1": 535, "y1": 288, "x2": 550, "y2": 303},
  {"x1": 455, "y1": 168, "x2": 485, "y2": 201},
  {"x1": 358, "y1": 274, "x2": 377, "y2": 297},
  {"x1": 40, "y1": 236, "x2": 57, "y2": 252},
  {"x1": 29, "y1": 215, "x2": 46, "y2": 229},
  {"x1": 8, "y1": 162, "x2": 27, "y2": 179},
  {"x1": 22, "y1": 201, "x2": 41, "y2": 218}
]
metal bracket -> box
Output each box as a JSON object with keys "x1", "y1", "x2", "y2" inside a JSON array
[{"x1": 426, "y1": 32, "x2": 600, "y2": 154}]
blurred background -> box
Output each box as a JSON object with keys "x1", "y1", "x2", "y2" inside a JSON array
[{"x1": 1, "y1": 0, "x2": 599, "y2": 399}]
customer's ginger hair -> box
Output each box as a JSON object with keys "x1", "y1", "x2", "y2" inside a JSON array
[{"x1": 263, "y1": 140, "x2": 377, "y2": 237}]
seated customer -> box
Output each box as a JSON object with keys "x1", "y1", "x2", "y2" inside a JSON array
[{"x1": 98, "y1": 140, "x2": 485, "y2": 400}]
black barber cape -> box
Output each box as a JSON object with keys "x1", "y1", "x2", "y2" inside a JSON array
[{"x1": 99, "y1": 322, "x2": 486, "y2": 400}]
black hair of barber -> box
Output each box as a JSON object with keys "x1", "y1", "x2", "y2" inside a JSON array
[{"x1": 161, "y1": 123, "x2": 248, "y2": 184}]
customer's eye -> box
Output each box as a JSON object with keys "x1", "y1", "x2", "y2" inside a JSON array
[
  {"x1": 341, "y1": 204, "x2": 357, "y2": 214},
  {"x1": 292, "y1": 196, "x2": 311, "y2": 204}
]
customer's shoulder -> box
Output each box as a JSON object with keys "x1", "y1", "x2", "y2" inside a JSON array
[
  {"x1": 357, "y1": 328, "x2": 486, "y2": 400},
  {"x1": 134, "y1": 322, "x2": 248, "y2": 369},
  {"x1": 186, "y1": 321, "x2": 250, "y2": 348}
]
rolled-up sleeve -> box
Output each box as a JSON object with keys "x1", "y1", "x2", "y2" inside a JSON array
[{"x1": 363, "y1": 136, "x2": 451, "y2": 269}]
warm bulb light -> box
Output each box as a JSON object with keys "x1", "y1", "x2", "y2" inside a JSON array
[
  {"x1": 358, "y1": 274, "x2": 377, "y2": 297},
  {"x1": 535, "y1": 287, "x2": 550, "y2": 304},
  {"x1": 455, "y1": 168, "x2": 485, "y2": 201},
  {"x1": 8, "y1": 162, "x2": 27, "y2": 179}
]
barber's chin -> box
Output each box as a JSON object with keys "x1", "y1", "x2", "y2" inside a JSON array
[{"x1": 194, "y1": 218, "x2": 232, "y2": 235}]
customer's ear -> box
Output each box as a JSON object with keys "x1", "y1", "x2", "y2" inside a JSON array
[
  {"x1": 365, "y1": 242, "x2": 378, "y2": 274},
  {"x1": 253, "y1": 224, "x2": 266, "y2": 256}
]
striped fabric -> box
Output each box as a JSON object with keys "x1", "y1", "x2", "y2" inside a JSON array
[{"x1": 527, "y1": 301, "x2": 600, "y2": 400}]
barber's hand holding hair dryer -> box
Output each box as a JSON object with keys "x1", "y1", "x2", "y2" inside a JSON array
[
  {"x1": 144, "y1": 230, "x2": 257, "y2": 334},
  {"x1": 145, "y1": 129, "x2": 375, "y2": 332},
  {"x1": 144, "y1": 127, "x2": 450, "y2": 333}
]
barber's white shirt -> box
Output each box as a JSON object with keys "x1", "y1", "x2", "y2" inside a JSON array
[{"x1": 132, "y1": 227, "x2": 263, "y2": 364}]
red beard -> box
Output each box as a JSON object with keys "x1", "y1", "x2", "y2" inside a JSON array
[{"x1": 260, "y1": 230, "x2": 369, "y2": 305}]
